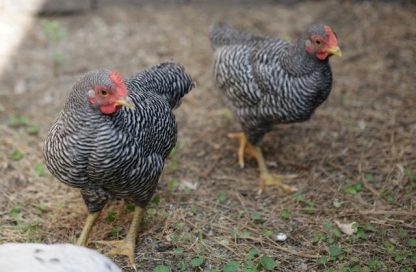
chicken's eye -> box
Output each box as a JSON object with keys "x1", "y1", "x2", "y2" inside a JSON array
[
  {"x1": 315, "y1": 39, "x2": 321, "y2": 45},
  {"x1": 100, "y1": 90, "x2": 109, "y2": 96}
]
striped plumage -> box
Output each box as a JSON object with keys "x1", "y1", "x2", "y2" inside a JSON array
[
  {"x1": 209, "y1": 23, "x2": 336, "y2": 145},
  {"x1": 44, "y1": 62, "x2": 194, "y2": 212}
]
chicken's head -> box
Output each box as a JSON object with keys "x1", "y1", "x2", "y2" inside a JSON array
[
  {"x1": 85, "y1": 70, "x2": 134, "y2": 115},
  {"x1": 304, "y1": 24, "x2": 342, "y2": 61}
]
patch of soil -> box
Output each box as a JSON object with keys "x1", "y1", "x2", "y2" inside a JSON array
[{"x1": 0, "y1": 1, "x2": 415, "y2": 271}]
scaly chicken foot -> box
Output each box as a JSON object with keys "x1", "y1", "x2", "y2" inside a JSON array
[
  {"x1": 227, "y1": 132, "x2": 249, "y2": 168},
  {"x1": 228, "y1": 132, "x2": 298, "y2": 193},
  {"x1": 77, "y1": 212, "x2": 100, "y2": 247},
  {"x1": 96, "y1": 206, "x2": 144, "y2": 270}
]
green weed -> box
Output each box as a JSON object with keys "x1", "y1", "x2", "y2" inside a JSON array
[{"x1": 9, "y1": 149, "x2": 24, "y2": 161}]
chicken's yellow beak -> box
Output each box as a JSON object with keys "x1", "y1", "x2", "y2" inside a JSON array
[
  {"x1": 327, "y1": 46, "x2": 342, "y2": 57},
  {"x1": 115, "y1": 97, "x2": 135, "y2": 109}
]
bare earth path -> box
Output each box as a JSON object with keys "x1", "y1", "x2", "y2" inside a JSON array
[{"x1": 0, "y1": 1, "x2": 415, "y2": 271}]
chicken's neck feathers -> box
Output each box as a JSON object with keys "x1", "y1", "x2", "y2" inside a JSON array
[{"x1": 281, "y1": 39, "x2": 329, "y2": 76}]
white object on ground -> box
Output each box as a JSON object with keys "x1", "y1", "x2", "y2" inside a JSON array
[
  {"x1": 0, "y1": 243, "x2": 121, "y2": 272},
  {"x1": 335, "y1": 220, "x2": 357, "y2": 236},
  {"x1": 275, "y1": 233, "x2": 287, "y2": 241}
]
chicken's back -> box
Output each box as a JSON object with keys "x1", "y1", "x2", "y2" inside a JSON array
[
  {"x1": 126, "y1": 62, "x2": 194, "y2": 109},
  {"x1": 208, "y1": 22, "x2": 265, "y2": 49},
  {"x1": 210, "y1": 24, "x2": 291, "y2": 143}
]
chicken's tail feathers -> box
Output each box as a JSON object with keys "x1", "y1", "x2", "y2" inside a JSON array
[
  {"x1": 208, "y1": 22, "x2": 262, "y2": 49},
  {"x1": 128, "y1": 62, "x2": 195, "y2": 109}
]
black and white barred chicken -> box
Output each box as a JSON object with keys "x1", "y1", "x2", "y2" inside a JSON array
[
  {"x1": 43, "y1": 62, "x2": 194, "y2": 268},
  {"x1": 209, "y1": 23, "x2": 341, "y2": 193}
]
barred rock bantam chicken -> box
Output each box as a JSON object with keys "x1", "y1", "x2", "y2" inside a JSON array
[
  {"x1": 209, "y1": 23, "x2": 341, "y2": 193},
  {"x1": 43, "y1": 62, "x2": 194, "y2": 268},
  {"x1": 0, "y1": 243, "x2": 121, "y2": 272}
]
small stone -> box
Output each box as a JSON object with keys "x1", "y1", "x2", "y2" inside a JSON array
[
  {"x1": 14, "y1": 79, "x2": 27, "y2": 94},
  {"x1": 275, "y1": 233, "x2": 287, "y2": 241},
  {"x1": 357, "y1": 120, "x2": 366, "y2": 130}
]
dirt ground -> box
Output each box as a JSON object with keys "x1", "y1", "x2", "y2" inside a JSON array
[{"x1": 0, "y1": 1, "x2": 415, "y2": 271}]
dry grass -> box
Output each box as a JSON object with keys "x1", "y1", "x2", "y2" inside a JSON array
[{"x1": 0, "y1": 1, "x2": 415, "y2": 271}]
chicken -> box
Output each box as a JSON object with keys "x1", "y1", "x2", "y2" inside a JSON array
[
  {"x1": 0, "y1": 243, "x2": 121, "y2": 272},
  {"x1": 209, "y1": 23, "x2": 341, "y2": 193},
  {"x1": 43, "y1": 62, "x2": 194, "y2": 268}
]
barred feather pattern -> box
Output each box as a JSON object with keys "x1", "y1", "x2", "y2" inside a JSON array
[
  {"x1": 127, "y1": 62, "x2": 194, "y2": 109},
  {"x1": 43, "y1": 63, "x2": 194, "y2": 213},
  {"x1": 209, "y1": 23, "x2": 333, "y2": 145}
]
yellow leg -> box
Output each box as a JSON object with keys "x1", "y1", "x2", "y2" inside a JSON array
[
  {"x1": 96, "y1": 206, "x2": 144, "y2": 270},
  {"x1": 228, "y1": 132, "x2": 249, "y2": 168},
  {"x1": 228, "y1": 132, "x2": 297, "y2": 193},
  {"x1": 77, "y1": 212, "x2": 100, "y2": 247}
]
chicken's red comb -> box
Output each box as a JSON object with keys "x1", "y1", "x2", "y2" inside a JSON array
[
  {"x1": 324, "y1": 25, "x2": 338, "y2": 47},
  {"x1": 109, "y1": 71, "x2": 128, "y2": 97}
]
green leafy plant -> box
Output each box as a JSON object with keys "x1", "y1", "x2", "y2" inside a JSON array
[
  {"x1": 9, "y1": 149, "x2": 24, "y2": 161},
  {"x1": 167, "y1": 178, "x2": 178, "y2": 190},
  {"x1": 262, "y1": 229, "x2": 273, "y2": 238},
  {"x1": 168, "y1": 159, "x2": 178, "y2": 172},
  {"x1": 408, "y1": 239, "x2": 416, "y2": 248},
  {"x1": 191, "y1": 256, "x2": 204, "y2": 268},
  {"x1": 147, "y1": 208, "x2": 157, "y2": 217},
  {"x1": 110, "y1": 226, "x2": 123, "y2": 239},
  {"x1": 293, "y1": 193, "x2": 316, "y2": 213},
  {"x1": 351, "y1": 223, "x2": 375, "y2": 241},
  {"x1": 316, "y1": 256, "x2": 329, "y2": 267},
  {"x1": 42, "y1": 20, "x2": 67, "y2": 42},
  {"x1": 151, "y1": 195, "x2": 161, "y2": 205},
  {"x1": 367, "y1": 258, "x2": 387, "y2": 270},
  {"x1": 328, "y1": 245, "x2": 343, "y2": 258},
  {"x1": 404, "y1": 168, "x2": 416, "y2": 182},
  {"x1": 9, "y1": 205, "x2": 22, "y2": 218},
  {"x1": 230, "y1": 229, "x2": 251, "y2": 240},
  {"x1": 259, "y1": 255, "x2": 277, "y2": 271},
  {"x1": 322, "y1": 222, "x2": 342, "y2": 244},
  {"x1": 27, "y1": 125, "x2": 41, "y2": 135},
  {"x1": 380, "y1": 188, "x2": 396, "y2": 204},
  {"x1": 344, "y1": 182, "x2": 363, "y2": 194},
  {"x1": 126, "y1": 203, "x2": 135, "y2": 212},
  {"x1": 8, "y1": 115, "x2": 29, "y2": 127},
  {"x1": 177, "y1": 261, "x2": 186, "y2": 272},
  {"x1": 293, "y1": 192, "x2": 305, "y2": 202},
  {"x1": 221, "y1": 108, "x2": 233, "y2": 122},
  {"x1": 216, "y1": 191, "x2": 227, "y2": 203},
  {"x1": 153, "y1": 265, "x2": 171, "y2": 272},
  {"x1": 41, "y1": 20, "x2": 67, "y2": 76},
  {"x1": 106, "y1": 211, "x2": 116, "y2": 223},
  {"x1": 250, "y1": 212, "x2": 263, "y2": 223},
  {"x1": 399, "y1": 228, "x2": 408, "y2": 238},
  {"x1": 36, "y1": 202, "x2": 47, "y2": 212},
  {"x1": 280, "y1": 209, "x2": 290, "y2": 219},
  {"x1": 174, "y1": 247, "x2": 183, "y2": 255},
  {"x1": 8, "y1": 115, "x2": 40, "y2": 135},
  {"x1": 222, "y1": 261, "x2": 240, "y2": 272},
  {"x1": 34, "y1": 163, "x2": 46, "y2": 177},
  {"x1": 365, "y1": 174, "x2": 374, "y2": 182},
  {"x1": 169, "y1": 146, "x2": 177, "y2": 157},
  {"x1": 243, "y1": 248, "x2": 258, "y2": 272}
]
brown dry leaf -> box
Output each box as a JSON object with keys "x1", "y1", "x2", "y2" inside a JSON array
[
  {"x1": 179, "y1": 180, "x2": 199, "y2": 190},
  {"x1": 335, "y1": 220, "x2": 357, "y2": 236}
]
